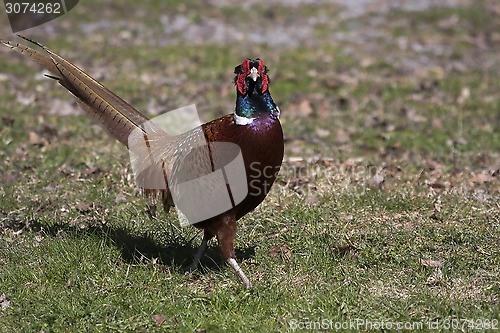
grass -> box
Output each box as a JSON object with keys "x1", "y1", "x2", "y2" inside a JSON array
[{"x1": 0, "y1": 0, "x2": 499, "y2": 332}]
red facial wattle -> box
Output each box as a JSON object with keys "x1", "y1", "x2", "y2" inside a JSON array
[
  {"x1": 236, "y1": 58, "x2": 269, "y2": 95},
  {"x1": 257, "y1": 59, "x2": 268, "y2": 93},
  {"x1": 236, "y1": 59, "x2": 250, "y2": 95}
]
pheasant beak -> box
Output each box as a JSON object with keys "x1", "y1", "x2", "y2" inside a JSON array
[{"x1": 249, "y1": 67, "x2": 259, "y2": 81}]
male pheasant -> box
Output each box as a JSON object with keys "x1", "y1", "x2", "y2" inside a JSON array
[{"x1": 1, "y1": 37, "x2": 284, "y2": 288}]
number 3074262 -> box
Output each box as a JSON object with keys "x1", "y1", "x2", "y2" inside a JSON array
[{"x1": 5, "y1": 2, "x2": 63, "y2": 14}]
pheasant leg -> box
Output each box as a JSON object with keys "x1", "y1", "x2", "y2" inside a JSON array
[{"x1": 216, "y1": 213, "x2": 252, "y2": 288}]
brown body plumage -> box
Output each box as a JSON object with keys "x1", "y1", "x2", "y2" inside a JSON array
[{"x1": 2, "y1": 37, "x2": 284, "y2": 288}]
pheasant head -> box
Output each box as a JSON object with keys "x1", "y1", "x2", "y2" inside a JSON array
[{"x1": 233, "y1": 58, "x2": 280, "y2": 125}]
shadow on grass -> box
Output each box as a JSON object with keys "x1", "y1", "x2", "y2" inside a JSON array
[
  {"x1": 2, "y1": 214, "x2": 255, "y2": 274},
  {"x1": 102, "y1": 226, "x2": 256, "y2": 274}
]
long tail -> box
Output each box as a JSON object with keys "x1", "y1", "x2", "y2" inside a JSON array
[{"x1": 1, "y1": 36, "x2": 149, "y2": 147}]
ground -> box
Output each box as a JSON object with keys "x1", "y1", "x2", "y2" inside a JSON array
[{"x1": 0, "y1": 0, "x2": 498, "y2": 332}]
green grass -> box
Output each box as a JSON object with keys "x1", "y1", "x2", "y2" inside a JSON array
[{"x1": 1, "y1": 1, "x2": 499, "y2": 332}]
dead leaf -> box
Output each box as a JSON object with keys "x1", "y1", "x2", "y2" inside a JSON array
[
  {"x1": 471, "y1": 172, "x2": 494, "y2": 184},
  {"x1": 29, "y1": 131, "x2": 42, "y2": 146},
  {"x1": 360, "y1": 57, "x2": 375, "y2": 68},
  {"x1": 16, "y1": 93, "x2": 35, "y2": 106},
  {"x1": 369, "y1": 174, "x2": 384, "y2": 188},
  {"x1": 335, "y1": 129, "x2": 350, "y2": 144},
  {"x1": 316, "y1": 128, "x2": 330, "y2": 138},
  {"x1": 317, "y1": 99, "x2": 332, "y2": 118},
  {"x1": 402, "y1": 107, "x2": 426, "y2": 122},
  {"x1": 432, "y1": 117, "x2": 443, "y2": 129},
  {"x1": 426, "y1": 160, "x2": 445, "y2": 171},
  {"x1": 289, "y1": 99, "x2": 313, "y2": 117},
  {"x1": 457, "y1": 87, "x2": 470, "y2": 104},
  {"x1": 152, "y1": 314, "x2": 166, "y2": 325},
  {"x1": 0, "y1": 293, "x2": 10, "y2": 311},
  {"x1": 419, "y1": 258, "x2": 443, "y2": 267},
  {"x1": 269, "y1": 244, "x2": 292, "y2": 260}
]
